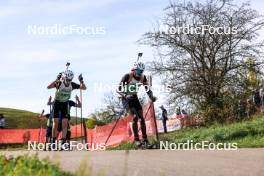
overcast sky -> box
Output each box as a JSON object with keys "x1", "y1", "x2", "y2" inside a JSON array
[{"x1": 0, "y1": 0, "x2": 263, "y2": 116}]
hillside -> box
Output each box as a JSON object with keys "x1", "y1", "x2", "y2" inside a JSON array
[
  {"x1": 112, "y1": 114, "x2": 264, "y2": 150},
  {"x1": 0, "y1": 108, "x2": 40, "y2": 129},
  {"x1": 0, "y1": 107, "x2": 82, "y2": 129}
]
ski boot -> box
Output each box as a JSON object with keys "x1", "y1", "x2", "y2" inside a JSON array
[
  {"x1": 141, "y1": 139, "x2": 155, "y2": 149},
  {"x1": 134, "y1": 140, "x2": 143, "y2": 149}
]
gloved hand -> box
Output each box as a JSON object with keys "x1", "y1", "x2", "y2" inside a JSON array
[
  {"x1": 150, "y1": 96, "x2": 157, "y2": 102},
  {"x1": 125, "y1": 94, "x2": 134, "y2": 100},
  {"x1": 78, "y1": 74, "x2": 83, "y2": 83},
  {"x1": 57, "y1": 72, "x2": 63, "y2": 81},
  {"x1": 48, "y1": 96, "x2": 52, "y2": 103}
]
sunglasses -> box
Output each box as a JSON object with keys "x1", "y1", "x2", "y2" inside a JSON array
[{"x1": 136, "y1": 69, "x2": 144, "y2": 74}]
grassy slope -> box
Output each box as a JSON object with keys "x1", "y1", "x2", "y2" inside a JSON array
[
  {"x1": 0, "y1": 108, "x2": 40, "y2": 129},
  {"x1": 0, "y1": 107, "x2": 82, "y2": 129},
  {"x1": 112, "y1": 114, "x2": 264, "y2": 150}
]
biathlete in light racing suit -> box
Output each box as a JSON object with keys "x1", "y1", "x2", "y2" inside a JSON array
[{"x1": 47, "y1": 70, "x2": 86, "y2": 145}]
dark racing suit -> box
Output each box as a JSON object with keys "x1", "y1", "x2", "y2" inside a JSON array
[{"x1": 118, "y1": 71, "x2": 154, "y2": 141}]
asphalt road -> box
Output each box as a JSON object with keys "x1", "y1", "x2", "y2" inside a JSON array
[{"x1": 1, "y1": 149, "x2": 264, "y2": 176}]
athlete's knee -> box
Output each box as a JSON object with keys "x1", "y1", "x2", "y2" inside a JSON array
[{"x1": 62, "y1": 119, "x2": 68, "y2": 123}]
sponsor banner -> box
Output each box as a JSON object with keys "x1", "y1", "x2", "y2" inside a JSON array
[{"x1": 157, "y1": 118, "x2": 181, "y2": 133}]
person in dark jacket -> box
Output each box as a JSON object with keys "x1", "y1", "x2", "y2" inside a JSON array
[
  {"x1": 253, "y1": 89, "x2": 261, "y2": 107},
  {"x1": 0, "y1": 114, "x2": 5, "y2": 129},
  {"x1": 160, "y1": 105, "x2": 168, "y2": 133}
]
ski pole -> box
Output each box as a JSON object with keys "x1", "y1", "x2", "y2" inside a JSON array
[
  {"x1": 75, "y1": 95, "x2": 78, "y2": 139},
  {"x1": 38, "y1": 110, "x2": 45, "y2": 143},
  {"x1": 80, "y1": 88, "x2": 83, "y2": 143},
  {"x1": 49, "y1": 100, "x2": 52, "y2": 142},
  {"x1": 144, "y1": 102, "x2": 152, "y2": 118},
  {"x1": 105, "y1": 117, "x2": 121, "y2": 145},
  {"x1": 151, "y1": 101, "x2": 159, "y2": 141},
  {"x1": 105, "y1": 100, "x2": 129, "y2": 145}
]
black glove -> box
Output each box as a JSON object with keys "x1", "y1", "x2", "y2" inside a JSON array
[
  {"x1": 146, "y1": 90, "x2": 157, "y2": 102},
  {"x1": 150, "y1": 96, "x2": 157, "y2": 102},
  {"x1": 125, "y1": 94, "x2": 134, "y2": 100},
  {"x1": 57, "y1": 72, "x2": 62, "y2": 81},
  {"x1": 78, "y1": 74, "x2": 83, "y2": 83},
  {"x1": 48, "y1": 96, "x2": 52, "y2": 103}
]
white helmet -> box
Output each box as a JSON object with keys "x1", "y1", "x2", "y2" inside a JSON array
[
  {"x1": 64, "y1": 70, "x2": 74, "y2": 81},
  {"x1": 133, "y1": 61, "x2": 145, "y2": 71}
]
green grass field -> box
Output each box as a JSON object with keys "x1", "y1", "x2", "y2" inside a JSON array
[
  {"x1": 112, "y1": 114, "x2": 264, "y2": 150},
  {"x1": 0, "y1": 107, "x2": 82, "y2": 129}
]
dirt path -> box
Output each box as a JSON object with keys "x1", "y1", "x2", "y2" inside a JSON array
[{"x1": 1, "y1": 149, "x2": 264, "y2": 176}]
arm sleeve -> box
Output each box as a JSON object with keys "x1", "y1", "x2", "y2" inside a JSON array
[{"x1": 71, "y1": 82, "x2": 80, "y2": 90}]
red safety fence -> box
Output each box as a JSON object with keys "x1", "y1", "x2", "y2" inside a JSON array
[
  {"x1": 0, "y1": 124, "x2": 85, "y2": 144},
  {"x1": 0, "y1": 102, "x2": 157, "y2": 148},
  {"x1": 86, "y1": 102, "x2": 157, "y2": 147},
  {"x1": 0, "y1": 129, "x2": 41, "y2": 144}
]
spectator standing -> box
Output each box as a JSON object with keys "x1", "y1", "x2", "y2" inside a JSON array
[
  {"x1": 181, "y1": 109, "x2": 188, "y2": 127},
  {"x1": 0, "y1": 114, "x2": 6, "y2": 129},
  {"x1": 253, "y1": 89, "x2": 261, "y2": 108},
  {"x1": 259, "y1": 86, "x2": 264, "y2": 112},
  {"x1": 176, "y1": 107, "x2": 181, "y2": 119},
  {"x1": 160, "y1": 105, "x2": 168, "y2": 133}
]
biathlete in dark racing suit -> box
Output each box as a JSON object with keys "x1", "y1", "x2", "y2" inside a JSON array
[{"x1": 118, "y1": 62, "x2": 157, "y2": 148}]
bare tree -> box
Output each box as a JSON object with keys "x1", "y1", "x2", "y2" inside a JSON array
[
  {"x1": 94, "y1": 91, "x2": 124, "y2": 123},
  {"x1": 141, "y1": 0, "x2": 264, "y2": 122}
]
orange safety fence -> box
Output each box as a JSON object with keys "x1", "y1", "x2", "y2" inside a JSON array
[
  {"x1": 0, "y1": 129, "x2": 41, "y2": 144},
  {"x1": 0, "y1": 102, "x2": 157, "y2": 148},
  {"x1": 0, "y1": 124, "x2": 85, "y2": 144},
  {"x1": 86, "y1": 102, "x2": 157, "y2": 147}
]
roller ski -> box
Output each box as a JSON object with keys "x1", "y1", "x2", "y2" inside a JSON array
[{"x1": 134, "y1": 140, "x2": 158, "y2": 150}]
